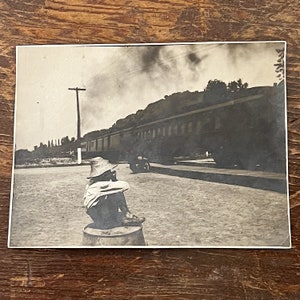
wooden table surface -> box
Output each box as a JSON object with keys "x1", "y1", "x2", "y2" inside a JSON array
[{"x1": 0, "y1": 1, "x2": 299, "y2": 299}]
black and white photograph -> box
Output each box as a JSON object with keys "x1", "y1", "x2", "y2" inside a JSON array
[{"x1": 9, "y1": 41, "x2": 290, "y2": 248}]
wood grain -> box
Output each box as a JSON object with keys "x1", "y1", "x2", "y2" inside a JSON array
[{"x1": 1, "y1": 0, "x2": 299, "y2": 299}]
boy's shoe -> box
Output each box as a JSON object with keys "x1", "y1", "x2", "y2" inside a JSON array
[{"x1": 122, "y1": 215, "x2": 145, "y2": 226}]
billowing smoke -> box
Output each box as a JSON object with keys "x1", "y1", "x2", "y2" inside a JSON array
[
  {"x1": 187, "y1": 52, "x2": 208, "y2": 75},
  {"x1": 81, "y1": 44, "x2": 208, "y2": 134},
  {"x1": 140, "y1": 46, "x2": 164, "y2": 72}
]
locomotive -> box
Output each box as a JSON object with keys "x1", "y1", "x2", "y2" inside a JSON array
[{"x1": 81, "y1": 82, "x2": 286, "y2": 172}]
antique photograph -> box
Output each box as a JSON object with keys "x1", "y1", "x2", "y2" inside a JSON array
[{"x1": 9, "y1": 41, "x2": 290, "y2": 248}]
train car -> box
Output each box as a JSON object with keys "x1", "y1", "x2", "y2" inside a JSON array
[
  {"x1": 81, "y1": 135, "x2": 119, "y2": 162},
  {"x1": 82, "y1": 83, "x2": 286, "y2": 172}
]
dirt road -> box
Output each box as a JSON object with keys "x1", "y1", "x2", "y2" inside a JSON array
[{"x1": 9, "y1": 164, "x2": 290, "y2": 247}]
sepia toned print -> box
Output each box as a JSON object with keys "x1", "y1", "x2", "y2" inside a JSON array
[{"x1": 9, "y1": 42, "x2": 290, "y2": 248}]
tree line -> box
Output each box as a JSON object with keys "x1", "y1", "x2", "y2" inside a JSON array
[{"x1": 15, "y1": 135, "x2": 78, "y2": 164}]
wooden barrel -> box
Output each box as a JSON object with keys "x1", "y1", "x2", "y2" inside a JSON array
[{"x1": 82, "y1": 224, "x2": 146, "y2": 246}]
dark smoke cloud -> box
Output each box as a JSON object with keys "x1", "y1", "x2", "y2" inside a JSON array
[
  {"x1": 81, "y1": 44, "x2": 209, "y2": 134},
  {"x1": 186, "y1": 52, "x2": 208, "y2": 72},
  {"x1": 141, "y1": 46, "x2": 162, "y2": 72},
  {"x1": 188, "y1": 52, "x2": 201, "y2": 65},
  {"x1": 140, "y1": 45, "x2": 177, "y2": 73}
]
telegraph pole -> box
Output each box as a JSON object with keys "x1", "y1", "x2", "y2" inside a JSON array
[
  {"x1": 68, "y1": 87, "x2": 86, "y2": 164},
  {"x1": 68, "y1": 87, "x2": 86, "y2": 140}
]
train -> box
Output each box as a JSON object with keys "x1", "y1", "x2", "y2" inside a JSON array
[{"x1": 81, "y1": 82, "x2": 286, "y2": 172}]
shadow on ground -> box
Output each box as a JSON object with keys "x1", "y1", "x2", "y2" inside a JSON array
[{"x1": 150, "y1": 165, "x2": 287, "y2": 194}]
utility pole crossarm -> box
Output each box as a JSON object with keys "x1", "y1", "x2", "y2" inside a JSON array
[
  {"x1": 68, "y1": 87, "x2": 86, "y2": 140},
  {"x1": 68, "y1": 88, "x2": 86, "y2": 91}
]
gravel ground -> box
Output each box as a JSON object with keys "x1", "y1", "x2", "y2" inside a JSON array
[{"x1": 8, "y1": 164, "x2": 290, "y2": 248}]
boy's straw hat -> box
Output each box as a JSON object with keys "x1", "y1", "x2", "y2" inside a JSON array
[{"x1": 88, "y1": 157, "x2": 117, "y2": 178}]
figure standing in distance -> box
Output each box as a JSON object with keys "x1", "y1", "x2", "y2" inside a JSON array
[{"x1": 83, "y1": 157, "x2": 145, "y2": 229}]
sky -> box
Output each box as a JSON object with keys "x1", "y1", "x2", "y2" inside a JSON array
[{"x1": 15, "y1": 41, "x2": 285, "y2": 150}]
